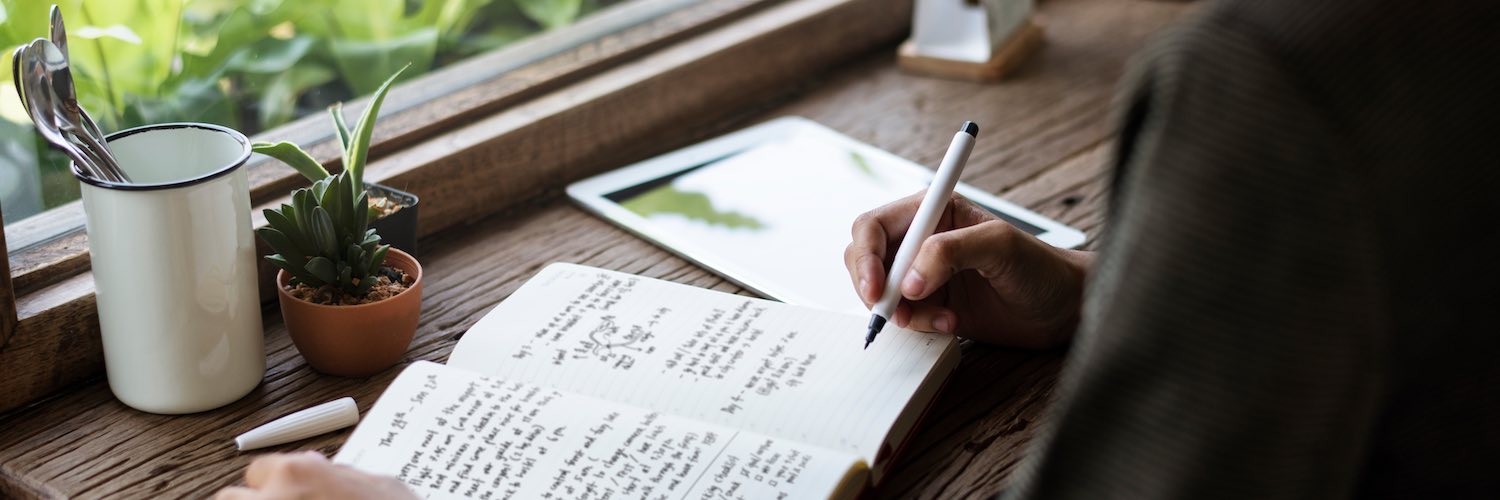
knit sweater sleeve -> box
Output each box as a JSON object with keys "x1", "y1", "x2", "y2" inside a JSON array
[{"x1": 1004, "y1": 16, "x2": 1391, "y2": 500}]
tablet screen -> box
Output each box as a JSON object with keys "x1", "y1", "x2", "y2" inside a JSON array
[{"x1": 602, "y1": 130, "x2": 1042, "y2": 314}]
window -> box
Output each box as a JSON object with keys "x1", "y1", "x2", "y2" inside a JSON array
[{"x1": 0, "y1": 0, "x2": 675, "y2": 233}]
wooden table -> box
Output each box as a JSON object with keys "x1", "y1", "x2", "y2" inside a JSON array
[{"x1": 0, "y1": 1, "x2": 1188, "y2": 497}]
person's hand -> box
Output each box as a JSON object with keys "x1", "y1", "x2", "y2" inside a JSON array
[
  {"x1": 214, "y1": 451, "x2": 417, "y2": 500},
  {"x1": 844, "y1": 193, "x2": 1092, "y2": 348}
]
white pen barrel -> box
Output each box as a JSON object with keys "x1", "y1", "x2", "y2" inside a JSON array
[{"x1": 872, "y1": 130, "x2": 976, "y2": 319}]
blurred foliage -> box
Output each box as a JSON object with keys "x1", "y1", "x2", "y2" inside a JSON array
[
  {"x1": 621, "y1": 184, "x2": 767, "y2": 230},
  {"x1": 0, "y1": 0, "x2": 615, "y2": 223}
]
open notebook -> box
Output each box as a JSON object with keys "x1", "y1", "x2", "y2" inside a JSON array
[{"x1": 335, "y1": 263, "x2": 959, "y2": 498}]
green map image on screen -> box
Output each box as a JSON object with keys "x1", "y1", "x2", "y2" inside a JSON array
[{"x1": 619, "y1": 184, "x2": 767, "y2": 230}]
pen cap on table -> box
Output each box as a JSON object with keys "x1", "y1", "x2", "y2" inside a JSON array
[
  {"x1": 237, "y1": 397, "x2": 360, "y2": 451},
  {"x1": 78, "y1": 123, "x2": 265, "y2": 414}
]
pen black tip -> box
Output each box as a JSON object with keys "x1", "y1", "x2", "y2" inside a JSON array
[
  {"x1": 864, "y1": 315, "x2": 887, "y2": 349},
  {"x1": 962, "y1": 121, "x2": 978, "y2": 138}
]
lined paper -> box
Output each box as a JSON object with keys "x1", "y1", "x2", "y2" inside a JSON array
[
  {"x1": 448, "y1": 264, "x2": 954, "y2": 464},
  {"x1": 336, "y1": 361, "x2": 859, "y2": 499}
]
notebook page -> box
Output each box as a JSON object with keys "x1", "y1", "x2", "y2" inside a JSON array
[
  {"x1": 448, "y1": 263, "x2": 954, "y2": 464},
  {"x1": 336, "y1": 362, "x2": 861, "y2": 499}
]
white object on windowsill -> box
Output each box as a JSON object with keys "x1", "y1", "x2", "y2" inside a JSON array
[
  {"x1": 898, "y1": 0, "x2": 1043, "y2": 81},
  {"x1": 235, "y1": 397, "x2": 360, "y2": 452}
]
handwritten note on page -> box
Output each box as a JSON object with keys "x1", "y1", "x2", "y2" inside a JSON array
[
  {"x1": 447, "y1": 264, "x2": 955, "y2": 466},
  {"x1": 336, "y1": 362, "x2": 862, "y2": 499}
]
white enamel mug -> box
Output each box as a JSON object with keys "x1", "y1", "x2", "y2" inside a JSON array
[{"x1": 77, "y1": 123, "x2": 265, "y2": 414}]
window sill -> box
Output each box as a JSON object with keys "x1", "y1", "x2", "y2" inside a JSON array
[
  {"x1": 3, "y1": 0, "x2": 773, "y2": 295},
  {"x1": 0, "y1": 0, "x2": 912, "y2": 413}
]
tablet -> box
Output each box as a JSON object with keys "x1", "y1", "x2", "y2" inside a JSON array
[{"x1": 568, "y1": 116, "x2": 1086, "y2": 314}]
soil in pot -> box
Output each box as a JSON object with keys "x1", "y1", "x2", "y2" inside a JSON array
[
  {"x1": 367, "y1": 193, "x2": 404, "y2": 219},
  {"x1": 284, "y1": 267, "x2": 415, "y2": 305}
]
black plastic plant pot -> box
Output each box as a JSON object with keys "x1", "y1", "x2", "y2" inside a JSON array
[{"x1": 365, "y1": 182, "x2": 419, "y2": 257}]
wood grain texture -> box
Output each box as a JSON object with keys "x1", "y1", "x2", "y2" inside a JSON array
[
  {"x1": 6, "y1": 232, "x2": 89, "y2": 296},
  {"x1": 0, "y1": 0, "x2": 775, "y2": 323},
  {"x1": 0, "y1": 0, "x2": 910, "y2": 415},
  {"x1": 361, "y1": 0, "x2": 918, "y2": 237},
  {"x1": 0, "y1": 0, "x2": 1189, "y2": 497},
  {"x1": 0, "y1": 204, "x2": 15, "y2": 351}
]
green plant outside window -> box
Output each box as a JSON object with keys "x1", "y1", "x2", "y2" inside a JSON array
[{"x1": 0, "y1": 0, "x2": 621, "y2": 225}]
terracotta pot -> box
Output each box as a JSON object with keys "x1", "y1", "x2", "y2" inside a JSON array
[{"x1": 276, "y1": 248, "x2": 423, "y2": 377}]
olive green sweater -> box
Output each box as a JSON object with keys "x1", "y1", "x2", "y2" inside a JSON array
[{"x1": 1005, "y1": 1, "x2": 1500, "y2": 498}]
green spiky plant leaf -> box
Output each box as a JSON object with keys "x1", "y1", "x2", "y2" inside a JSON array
[
  {"x1": 250, "y1": 141, "x2": 330, "y2": 182},
  {"x1": 330, "y1": 103, "x2": 352, "y2": 154},
  {"x1": 252, "y1": 65, "x2": 411, "y2": 300},
  {"x1": 344, "y1": 63, "x2": 409, "y2": 191},
  {"x1": 249, "y1": 63, "x2": 409, "y2": 189},
  {"x1": 258, "y1": 170, "x2": 392, "y2": 297}
]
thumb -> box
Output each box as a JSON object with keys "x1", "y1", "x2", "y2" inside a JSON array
[{"x1": 900, "y1": 220, "x2": 1015, "y2": 301}]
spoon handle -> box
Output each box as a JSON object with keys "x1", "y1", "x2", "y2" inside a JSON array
[
  {"x1": 49, "y1": 130, "x2": 107, "y2": 182},
  {"x1": 76, "y1": 110, "x2": 123, "y2": 174},
  {"x1": 67, "y1": 135, "x2": 111, "y2": 182},
  {"x1": 76, "y1": 114, "x2": 131, "y2": 183},
  {"x1": 11, "y1": 46, "x2": 27, "y2": 115},
  {"x1": 69, "y1": 125, "x2": 130, "y2": 183}
]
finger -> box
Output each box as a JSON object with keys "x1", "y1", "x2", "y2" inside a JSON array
[
  {"x1": 945, "y1": 193, "x2": 998, "y2": 229},
  {"x1": 244, "y1": 452, "x2": 327, "y2": 488},
  {"x1": 844, "y1": 218, "x2": 887, "y2": 305},
  {"x1": 847, "y1": 192, "x2": 927, "y2": 303},
  {"x1": 857, "y1": 252, "x2": 884, "y2": 306},
  {"x1": 889, "y1": 290, "x2": 952, "y2": 333},
  {"x1": 244, "y1": 454, "x2": 285, "y2": 489},
  {"x1": 864, "y1": 192, "x2": 928, "y2": 239},
  {"x1": 904, "y1": 302, "x2": 957, "y2": 334},
  {"x1": 901, "y1": 220, "x2": 1016, "y2": 301},
  {"x1": 851, "y1": 192, "x2": 1001, "y2": 306},
  {"x1": 213, "y1": 486, "x2": 261, "y2": 500}
]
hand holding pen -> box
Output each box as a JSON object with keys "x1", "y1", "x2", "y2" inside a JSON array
[
  {"x1": 847, "y1": 122, "x2": 1092, "y2": 349},
  {"x1": 862, "y1": 122, "x2": 979, "y2": 348}
]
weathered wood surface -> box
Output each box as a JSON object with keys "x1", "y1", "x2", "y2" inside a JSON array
[
  {"x1": 2, "y1": 0, "x2": 775, "y2": 286},
  {"x1": 0, "y1": 0, "x2": 1188, "y2": 497},
  {"x1": 0, "y1": 0, "x2": 913, "y2": 415},
  {"x1": 0, "y1": 204, "x2": 15, "y2": 351}
]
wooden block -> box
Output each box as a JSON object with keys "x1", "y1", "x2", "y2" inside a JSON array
[
  {"x1": 898, "y1": 17, "x2": 1045, "y2": 82},
  {"x1": 0, "y1": 204, "x2": 15, "y2": 352}
]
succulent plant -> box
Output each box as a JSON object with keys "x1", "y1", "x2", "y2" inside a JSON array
[
  {"x1": 252, "y1": 65, "x2": 408, "y2": 297},
  {"x1": 259, "y1": 171, "x2": 388, "y2": 296}
]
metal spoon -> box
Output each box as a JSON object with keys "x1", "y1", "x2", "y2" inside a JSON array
[
  {"x1": 49, "y1": 6, "x2": 68, "y2": 59},
  {"x1": 11, "y1": 45, "x2": 26, "y2": 116},
  {"x1": 20, "y1": 44, "x2": 109, "y2": 182},
  {"x1": 33, "y1": 39, "x2": 130, "y2": 183},
  {"x1": 47, "y1": 6, "x2": 113, "y2": 156},
  {"x1": 19, "y1": 44, "x2": 99, "y2": 180}
]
